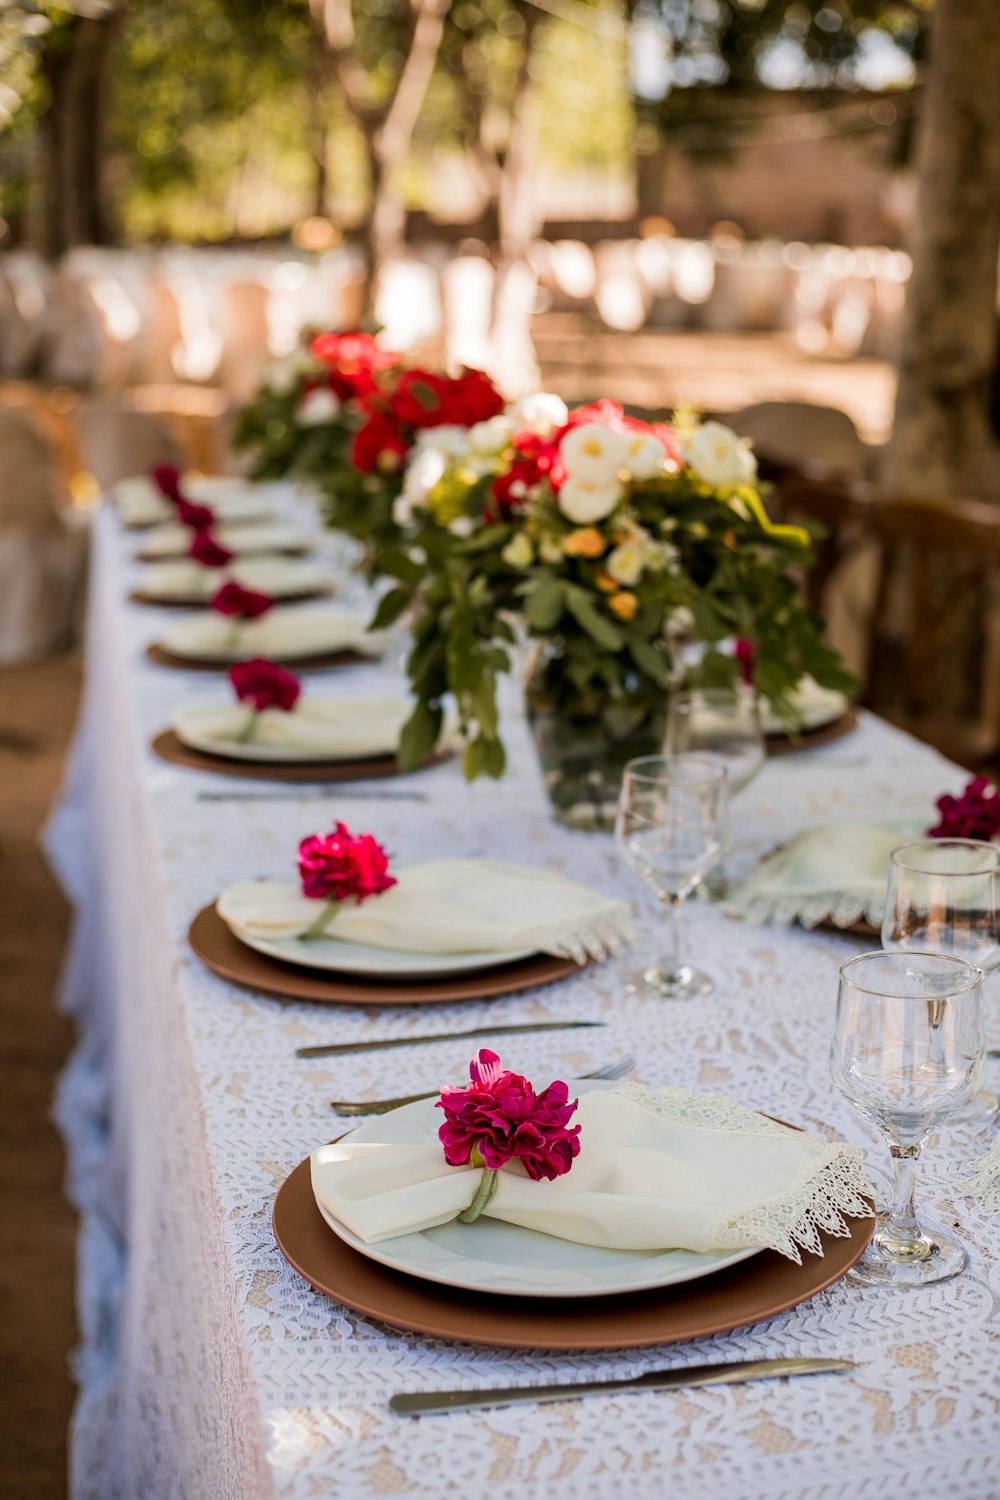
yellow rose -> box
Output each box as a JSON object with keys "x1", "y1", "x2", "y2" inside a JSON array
[
  {"x1": 563, "y1": 527, "x2": 606, "y2": 559},
  {"x1": 501, "y1": 532, "x2": 534, "y2": 568},
  {"x1": 606, "y1": 538, "x2": 646, "y2": 587},
  {"x1": 608, "y1": 591, "x2": 638, "y2": 621}
]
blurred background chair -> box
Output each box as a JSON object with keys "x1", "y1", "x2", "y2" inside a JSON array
[
  {"x1": 726, "y1": 399, "x2": 872, "y2": 483},
  {"x1": 0, "y1": 411, "x2": 87, "y2": 664},
  {"x1": 73, "y1": 403, "x2": 184, "y2": 490}
]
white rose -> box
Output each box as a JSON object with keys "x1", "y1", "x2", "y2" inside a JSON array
[
  {"x1": 560, "y1": 422, "x2": 631, "y2": 487},
  {"x1": 297, "y1": 386, "x2": 341, "y2": 426},
  {"x1": 392, "y1": 494, "x2": 413, "y2": 527},
  {"x1": 467, "y1": 415, "x2": 515, "y2": 455},
  {"x1": 606, "y1": 539, "x2": 646, "y2": 587},
  {"x1": 665, "y1": 605, "x2": 695, "y2": 637},
  {"x1": 403, "y1": 445, "x2": 447, "y2": 507},
  {"x1": 449, "y1": 515, "x2": 475, "y2": 538},
  {"x1": 623, "y1": 430, "x2": 667, "y2": 480},
  {"x1": 507, "y1": 391, "x2": 569, "y2": 436},
  {"x1": 558, "y1": 475, "x2": 623, "y2": 525},
  {"x1": 682, "y1": 421, "x2": 757, "y2": 489},
  {"x1": 415, "y1": 424, "x2": 470, "y2": 458},
  {"x1": 501, "y1": 532, "x2": 534, "y2": 568}
]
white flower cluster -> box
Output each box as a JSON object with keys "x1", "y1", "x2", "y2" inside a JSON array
[
  {"x1": 557, "y1": 422, "x2": 666, "y2": 525},
  {"x1": 297, "y1": 386, "x2": 341, "y2": 427},
  {"x1": 679, "y1": 421, "x2": 756, "y2": 489}
]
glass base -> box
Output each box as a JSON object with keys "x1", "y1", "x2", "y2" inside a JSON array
[
  {"x1": 630, "y1": 963, "x2": 714, "y2": 999},
  {"x1": 848, "y1": 1214, "x2": 968, "y2": 1288}
]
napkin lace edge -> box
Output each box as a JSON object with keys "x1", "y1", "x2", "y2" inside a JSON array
[
  {"x1": 956, "y1": 1136, "x2": 1000, "y2": 1214},
  {"x1": 699, "y1": 1144, "x2": 874, "y2": 1265},
  {"x1": 524, "y1": 906, "x2": 635, "y2": 963},
  {"x1": 725, "y1": 890, "x2": 884, "y2": 930}
]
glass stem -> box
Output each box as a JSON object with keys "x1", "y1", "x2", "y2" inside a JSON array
[
  {"x1": 878, "y1": 1143, "x2": 927, "y2": 1261},
  {"x1": 663, "y1": 893, "x2": 683, "y2": 978}
]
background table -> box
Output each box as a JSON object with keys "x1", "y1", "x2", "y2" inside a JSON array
[{"x1": 47, "y1": 496, "x2": 1000, "y2": 1499}]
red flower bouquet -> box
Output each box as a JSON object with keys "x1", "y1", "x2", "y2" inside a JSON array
[{"x1": 928, "y1": 777, "x2": 1000, "y2": 841}]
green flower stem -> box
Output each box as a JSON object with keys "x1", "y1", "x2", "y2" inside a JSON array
[
  {"x1": 237, "y1": 708, "x2": 258, "y2": 744},
  {"x1": 458, "y1": 1167, "x2": 499, "y2": 1224},
  {"x1": 300, "y1": 900, "x2": 339, "y2": 941}
]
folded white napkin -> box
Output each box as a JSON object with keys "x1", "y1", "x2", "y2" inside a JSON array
[
  {"x1": 172, "y1": 695, "x2": 419, "y2": 761},
  {"x1": 138, "y1": 556, "x2": 333, "y2": 602},
  {"x1": 112, "y1": 474, "x2": 273, "y2": 528},
  {"x1": 311, "y1": 1083, "x2": 872, "y2": 1262},
  {"x1": 218, "y1": 858, "x2": 633, "y2": 962},
  {"x1": 137, "y1": 520, "x2": 306, "y2": 558},
  {"x1": 726, "y1": 820, "x2": 923, "y2": 928},
  {"x1": 161, "y1": 606, "x2": 382, "y2": 662},
  {"x1": 763, "y1": 676, "x2": 848, "y2": 735}
]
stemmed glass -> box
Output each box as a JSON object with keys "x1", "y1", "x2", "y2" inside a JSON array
[
  {"x1": 665, "y1": 686, "x2": 764, "y2": 897},
  {"x1": 881, "y1": 839, "x2": 999, "y2": 1122},
  {"x1": 615, "y1": 754, "x2": 729, "y2": 999},
  {"x1": 831, "y1": 950, "x2": 984, "y2": 1287}
]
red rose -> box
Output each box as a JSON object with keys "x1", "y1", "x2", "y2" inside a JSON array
[
  {"x1": 309, "y1": 331, "x2": 403, "y2": 401},
  {"x1": 388, "y1": 370, "x2": 452, "y2": 427},
  {"x1": 152, "y1": 464, "x2": 183, "y2": 503},
  {"x1": 229, "y1": 658, "x2": 301, "y2": 713},
  {"x1": 734, "y1": 638, "x2": 755, "y2": 685},
  {"x1": 489, "y1": 430, "x2": 566, "y2": 515},
  {"x1": 210, "y1": 581, "x2": 273, "y2": 619},
  {"x1": 298, "y1": 821, "x2": 397, "y2": 903},
  {"x1": 350, "y1": 413, "x2": 410, "y2": 473},
  {"x1": 928, "y1": 776, "x2": 1000, "y2": 841},
  {"x1": 189, "y1": 531, "x2": 235, "y2": 568},
  {"x1": 176, "y1": 498, "x2": 216, "y2": 531},
  {"x1": 436, "y1": 1049, "x2": 581, "y2": 1182}
]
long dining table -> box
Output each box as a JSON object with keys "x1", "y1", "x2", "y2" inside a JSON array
[{"x1": 46, "y1": 491, "x2": 1000, "y2": 1500}]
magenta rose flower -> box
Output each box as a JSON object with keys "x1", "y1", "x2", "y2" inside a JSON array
[
  {"x1": 211, "y1": 581, "x2": 273, "y2": 620},
  {"x1": 176, "y1": 497, "x2": 216, "y2": 531},
  {"x1": 189, "y1": 530, "x2": 234, "y2": 568},
  {"x1": 928, "y1": 776, "x2": 1000, "y2": 841},
  {"x1": 229, "y1": 658, "x2": 301, "y2": 714},
  {"x1": 152, "y1": 464, "x2": 183, "y2": 502},
  {"x1": 437, "y1": 1049, "x2": 581, "y2": 1183},
  {"x1": 298, "y1": 822, "x2": 397, "y2": 904},
  {"x1": 734, "y1": 637, "x2": 755, "y2": 685}
]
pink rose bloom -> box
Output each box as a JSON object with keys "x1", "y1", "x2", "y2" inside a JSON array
[
  {"x1": 928, "y1": 776, "x2": 1000, "y2": 841},
  {"x1": 152, "y1": 464, "x2": 184, "y2": 502},
  {"x1": 176, "y1": 497, "x2": 216, "y2": 531},
  {"x1": 210, "y1": 581, "x2": 273, "y2": 620},
  {"x1": 437, "y1": 1049, "x2": 581, "y2": 1182},
  {"x1": 189, "y1": 530, "x2": 234, "y2": 568},
  {"x1": 229, "y1": 658, "x2": 301, "y2": 713},
  {"x1": 734, "y1": 637, "x2": 755, "y2": 685},
  {"x1": 298, "y1": 822, "x2": 397, "y2": 904}
]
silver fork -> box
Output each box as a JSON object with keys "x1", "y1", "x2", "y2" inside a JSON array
[{"x1": 329, "y1": 1055, "x2": 634, "y2": 1117}]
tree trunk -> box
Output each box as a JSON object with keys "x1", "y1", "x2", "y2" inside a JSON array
[
  {"x1": 886, "y1": 0, "x2": 1000, "y2": 500},
  {"x1": 35, "y1": 11, "x2": 124, "y2": 257}
]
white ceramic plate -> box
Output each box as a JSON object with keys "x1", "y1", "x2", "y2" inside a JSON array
[
  {"x1": 763, "y1": 677, "x2": 848, "y2": 735},
  {"x1": 241, "y1": 929, "x2": 536, "y2": 978},
  {"x1": 316, "y1": 1085, "x2": 759, "y2": 1299},
  {"x1": 138, "y1": 521, "x2": 308, "y2": 559},
  {"x1": 139, "y1": 557, "x2": 333, "y2": 603},
  {"x1": 171, "y1": 698, "x2": 412, "y2": 764}
]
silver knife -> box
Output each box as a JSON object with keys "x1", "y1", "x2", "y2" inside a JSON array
[
  {"x1": 390, "y1": 1357, "x2": 858, "y2": 1415},
  {"x1": 297, "y1": 1019, "x2": 605, "y2": 1058}
]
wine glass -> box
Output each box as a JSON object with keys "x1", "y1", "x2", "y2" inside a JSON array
[
  {"x1": 882, "y1": 838, "x2": 999, "y2": 1123},
  {"x1": 615, "y1": 754, "x2": 729, "y2": 999},
  {"x1": 831, "y1": 950, "x2": 984, "y2": 1288},
  {"x1": 665, "y1": 686, "x2": 764, "y2": 897}
]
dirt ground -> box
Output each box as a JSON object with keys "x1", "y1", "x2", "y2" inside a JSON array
[{"x1": 0, "y1": 651, "x2": 82, "y2": 1500}]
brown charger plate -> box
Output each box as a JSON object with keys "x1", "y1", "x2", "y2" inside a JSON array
[
  {"x1": 188, "y1": 902, "x2": 585, "y2": 1006},
  {"x1": 146, "y1": 642, "x2": 372, "y2": 673},
  {"x1": 134, "y1": 543, "x2": 310, "y2": 563},
  {"x1": 766, "y1": 708, "x2": 858, "y2": 757},
  {"x1": 130, "y1": 588, "x2": 330, "y2": 610},
  {"x1": 273, "y1": 1155, "x2": 873, "y2": 1350},
  {"x1": 152, "y1": 728, "x2": 451, "y2": 783}
]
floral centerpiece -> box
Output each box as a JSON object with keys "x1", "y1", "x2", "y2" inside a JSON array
[
  {"x1": 373, "y1": 400, "x2": 854, "y2": 828},
  {"x1": 234, "y1": 331, "x2": 505, "y2": 576}
]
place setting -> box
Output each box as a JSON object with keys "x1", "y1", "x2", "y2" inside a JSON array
[
  {"x1": 130, "y1": 551, "x2": 335, "y2": 608},
  {"x1": 134, "y1": 517, "x2": 311, "y2": 561},
  {"x1": 189, "y1": 820, "x2": 633, "y2": 1004},
  {"x1": 153, "y1": 658, "x2": 456, "y2": 782},
  {"x1": 110, "y1": 466, "x2": 277, "y2": 530},
  {"x1": 145, "y1": 583, "x2": 383, "y2": 671}
]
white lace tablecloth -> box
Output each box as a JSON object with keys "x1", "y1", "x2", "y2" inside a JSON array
[{"x1": 47, "y1": 498, "x2": 1000, "y2": 1500}]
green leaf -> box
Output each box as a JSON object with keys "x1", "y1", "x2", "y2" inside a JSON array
[
  {"x1": 377, "y1": 548, "x2": 424, "y2": 587},
  {"x1": 369, "y1": 587, "x2": 411, "y2": 631},
  {"x1": 564, "y1": 588, "x2": 625, "y2": 651},
  {"x1": 397, "y1": 700, "x2": 443, "y2": 771},
  {"x1": 523, "y1": 578, "x2": 564, "y2": 631},
  {"x1": 462, "y1": 732, "x2": 506, "y2": 781},
  {"x1": 626, "y1": 635, "x2": 670, "y2": 684}
]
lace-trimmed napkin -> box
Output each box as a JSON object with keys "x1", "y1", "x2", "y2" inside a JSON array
[
  {"x1": 172, "y1": 695, "x2": 434, "y2": 761},
  {"x1": 138, "y1": 520, "x2": 307, "y2": 559},
  {"x1": 161, "y1": 607, "x2": 383, "y2": 662},
  {"x1": 112, "y1": 475, "x2": 273, "y2": 528},
  {"x1": 311, "y1": 1083, "x2": 873, "y2": 1263},
  {"x1": 138, "y1": 556, "x2": 333, "y2": 602},
  {"x1": 959, "y1": 1138, "x2": 1000, "y2": 1214},
  {"x1": 218, "y1": 858, "x2": 633, "y2": 962},
  {"x1": 761, "y1": 675, "x2": 848, "y2": 734},
  {"x1": 726, "y1": 820, "x2": 923, "y2": 929}
]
